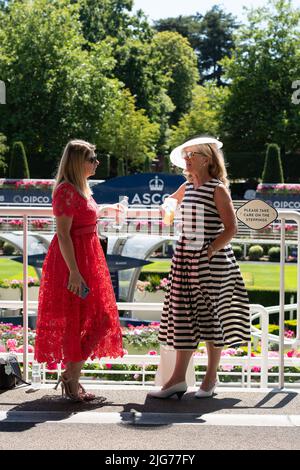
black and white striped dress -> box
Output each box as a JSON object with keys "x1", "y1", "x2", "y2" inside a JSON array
[{"x1": 158, "y1": 178, "x2": 251, "y2": 349}]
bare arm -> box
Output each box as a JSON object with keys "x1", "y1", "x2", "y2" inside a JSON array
[
  {"x1": 168, "y1": 182, "x2": 187, "y2": 205},
  {"x1": 98, "y1": 204, "x2": 122, "y2": 218},
  {"x1": 56, "y1": 215, "x2": 86, "y2": 295},
  {"x1": 208, "y1": 185, "x2": 237, "y2": 258}
]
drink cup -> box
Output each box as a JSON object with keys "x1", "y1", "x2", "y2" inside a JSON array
[{"x1": 162, "y1": 198, "x2": 177, "y2": 225}]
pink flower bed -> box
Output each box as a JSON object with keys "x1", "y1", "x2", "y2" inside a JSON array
[
  {"x1": 257, "y1": 183, "x2": 300, "y2": 195},
  {"x1": 0, "y1": 179, "x2": 54, "y2": 190}
]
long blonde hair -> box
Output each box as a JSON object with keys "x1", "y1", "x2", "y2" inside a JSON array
[
  {"x1": 183, "y1": 142, "x2": 229, "y2": 187},
  {"x1": 53, "y1": 140, "x2": 96, "y2": 198}
]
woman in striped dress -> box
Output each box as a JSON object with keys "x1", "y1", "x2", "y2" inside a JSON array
[{"x1": 149, "y1": 137, "x2": 250, "y2": 400}]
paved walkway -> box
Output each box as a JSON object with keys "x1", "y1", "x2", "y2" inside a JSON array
[{"x1": 0, "y1": 385, "x2": 300, "y2": 450}]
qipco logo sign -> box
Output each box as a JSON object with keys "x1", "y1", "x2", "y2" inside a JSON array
[
  {"x1": 13, "y1": 195, "x2": 51, "y2": 204},
  {"x1": 0, "y1": 81, "x2": 6, "y2": 105}
]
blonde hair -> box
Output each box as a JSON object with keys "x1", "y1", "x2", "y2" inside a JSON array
[
  {"x1": 183, "y1": 142, "x2": 229, "y2": 187},
  {"x1": 53, "y1": 139, "x2": 96, "y2": 198}
]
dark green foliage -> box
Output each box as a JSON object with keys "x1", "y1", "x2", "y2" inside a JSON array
[
  {"x1": 220, "y1": 1, "x2": 300, "y2": 155},
  {"x1": 0, "y1": 133, "x2": 8, "y2": 176},
  {"x1": 3, "y1": 242, "x2": 15, "y2": 256},
  {"x1": 232, "y1": 245, "x2": 243, "y2": 260},
  {"x1": 225, "y1": 152, "x2": 264, "y2": 180},
  {"x1": 262, "y1": 144, "x2": 284, "y2": 184},
  {"x1": 268, "y1": 247, "x2": 281, "y2": 262},
  {"x1": 143, "y1": 156, "x2": 151, "y2": 173},
  {"x1": 9, "y1": 141, "x2": 30, "y2": 178},
  {"x1": 247, "y1": 289, "x2": 296, "y2": 308},
  {"x1": 117, "y1": 158, "x2": 125, "y2": 176},
  {"x1": 154, "y1": 6, "x2": 239, "y2": 86},
  {"x1": 95, "y1": 154, "x2": 111, "y2": 179},
  {"x1": 163, "y1": 156, "x2": 170, "y2": 173}
]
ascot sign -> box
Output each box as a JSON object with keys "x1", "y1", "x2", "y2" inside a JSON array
[
  {"x1": 132, "y1": 175, "x2": 167, "y2": 205},
  {"x1": 92, "y1": 173, "x2": 186, "y2": 205}
]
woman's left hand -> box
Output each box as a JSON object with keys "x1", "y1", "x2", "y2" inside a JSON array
[{"x1": 207, "y1": 245, "x2": 216, "y2": 260}]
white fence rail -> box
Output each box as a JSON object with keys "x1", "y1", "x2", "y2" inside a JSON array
[{"x1": 0, "y1": 206, "x2": 299, "y2": 389}]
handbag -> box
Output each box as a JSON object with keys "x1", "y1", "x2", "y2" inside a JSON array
[{"x1": 0, "y1": 354, "x2": 31, "y2": 390}]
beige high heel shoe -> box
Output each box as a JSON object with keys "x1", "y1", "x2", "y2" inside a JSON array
[
  {"x1": 194, "y1": 380, "x2": 218, "y2": 398},
  {"x1": 148, "y1": 381, "x2": 187, "y2": 400},
  {"x1": 78, "y1": 382, "x2": 96, "y2": 401},
  {"x1": 54, "y1": 374, "x2": 84, "y2": 403}
]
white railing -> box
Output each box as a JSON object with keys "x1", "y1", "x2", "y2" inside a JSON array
[
  {"x1": 276, "y1": 211, "x2": 300, "y2": 388},
  {"x1": 0, "y1": 207, "x2": 299, "y2": 389},
  {"x1": 1, "y1": 300, "x2": 299, "y2": 388}
]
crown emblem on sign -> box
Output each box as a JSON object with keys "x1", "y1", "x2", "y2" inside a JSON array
[{"x1": 149, "y1": 175, "x2": 164, "y2": 192}]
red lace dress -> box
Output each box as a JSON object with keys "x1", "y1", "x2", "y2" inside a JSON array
[{"x1": 34, "y1": 182, "x2": 124, "y2": 364}]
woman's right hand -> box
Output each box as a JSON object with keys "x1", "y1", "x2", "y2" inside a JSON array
[{"x1": 67, "y1": 270, "x2": 87, "y2": 296}]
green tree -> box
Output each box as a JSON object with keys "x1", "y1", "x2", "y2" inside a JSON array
[
  {"x1": 195, "y1": 6, "x2": 239, "y2": 86},
  {"x1": 163, "y1": 155, "x2": 170, "y2": 173},
  {"x1": 221, "y1": 0, "x2": 300, "y2": 155},
  {"x1": 75, "y1": 0, "x2": 152, "y2": 45},
  {"x1": 117, "y1": 158, "x2": 125, "y2": 176},
  {"x1": 143, "y1": 156, "x2": 151, "y2": 173},
  {"x1": 262, "y1": 143, "x2": 284, "y2": 183},
  {"x1": 115, "y1": 39, "x2": 174, "y2": 126},
  {"x1": 168, "y1": 84, "x2": 228, "y2": 150},
  {"x1": 0, "y1": 133, "x2": 8, "y2": 176},
  {"x1": 151, "y1": 32, "x2": 199, "y2": 124},
  {"x1": 95, "y1": 153, "x2": 111, "y2": 179},
  {"x1": 154, "y1": 7, "x2": 239, "y2": 86},
  {"x1": 0, "y1": 0, "x2": 120, "y2": 177},
  {"x1": 99, "y1": 89, "x2": 160, "y2": 174},
  {"x1": 9, "y1": 141, "x2": 30, "y2": 178}
]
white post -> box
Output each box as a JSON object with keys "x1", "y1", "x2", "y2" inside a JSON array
[
  {"x1": 279, "y1": 218, "x2": 285, "y2": 389},
  {"x1": 260, "y1": 307, "x2": 269, "y2": 388},
  {"x1": 22, "y1": 215, "x2": 29, "y2": 382},
  {"x1": 247, "y1": 341, "x2": 251, "y2": 387}
]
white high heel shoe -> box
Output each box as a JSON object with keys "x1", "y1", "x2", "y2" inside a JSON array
[
  {"x1": 148, "y1": 381, "x2": 187, "y2": 400},
  {"x1": 195, "y1": 381, "x2": 218, "y2": 399}
]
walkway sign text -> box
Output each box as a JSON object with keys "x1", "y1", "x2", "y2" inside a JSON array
[{"x1": 236, "y1": 200, "x2": 278, "y2": 230}]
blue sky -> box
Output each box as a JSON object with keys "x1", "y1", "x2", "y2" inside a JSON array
[{"x1": 133, "y1": 0, "x2": 300, "y2": 21}]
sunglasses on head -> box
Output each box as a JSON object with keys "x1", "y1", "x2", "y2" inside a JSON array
[{"x1": 86, "y1": 155, "x2": 98, "y2": 164}]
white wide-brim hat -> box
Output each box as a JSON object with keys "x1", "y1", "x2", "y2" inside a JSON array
[{"x1": 170, "y1": 137, "x2": 223, "y2": 169}]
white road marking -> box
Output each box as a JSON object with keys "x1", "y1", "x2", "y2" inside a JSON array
[{"x1": 1, "y1": 411, "x2": 300, "y2": 427}]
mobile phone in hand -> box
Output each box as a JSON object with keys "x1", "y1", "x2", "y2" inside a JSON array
[{"x1": 78, "y1": 283, "x2": 90, "y2": 299}]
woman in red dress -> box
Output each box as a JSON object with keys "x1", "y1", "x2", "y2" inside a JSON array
[{"x1": 34, "y1": 140, "x2": 124, "y2": 401}]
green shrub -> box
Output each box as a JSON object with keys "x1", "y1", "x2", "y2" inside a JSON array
[
  {"x1": 9, "y1": 141, "x2": 30, "y2": 178},
  {"x1": 2, "y1": 242, "x2": 15, "y2": 255},
  {"x1": 248, "y1": 245, "x2": 264, "y2": 261},
  {"x1": 268, "y1": 246, "x2": 280, "y2": 262},
  {"x1": 262, "y1": 143, "x2": 284, "y2": 184},
  {"x1": 247, "y1": 289, "x2": 296, "y2": 308},
  {"x1": 232, "y1": 245, "x2": 243, "y2": 260}
]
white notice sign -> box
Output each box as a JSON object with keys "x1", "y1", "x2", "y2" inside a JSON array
[{"x1": 236, "y1": 199, "x2": 278, "y2": 230}]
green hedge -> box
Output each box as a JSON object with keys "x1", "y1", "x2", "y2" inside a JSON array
[{"x1": 247, "y1": 289, "x2": 296, "y2": 308}]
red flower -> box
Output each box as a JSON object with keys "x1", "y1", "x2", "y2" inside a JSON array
[{"x1": 286, "y1": 350, "x2": 295, "y2": 357}]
